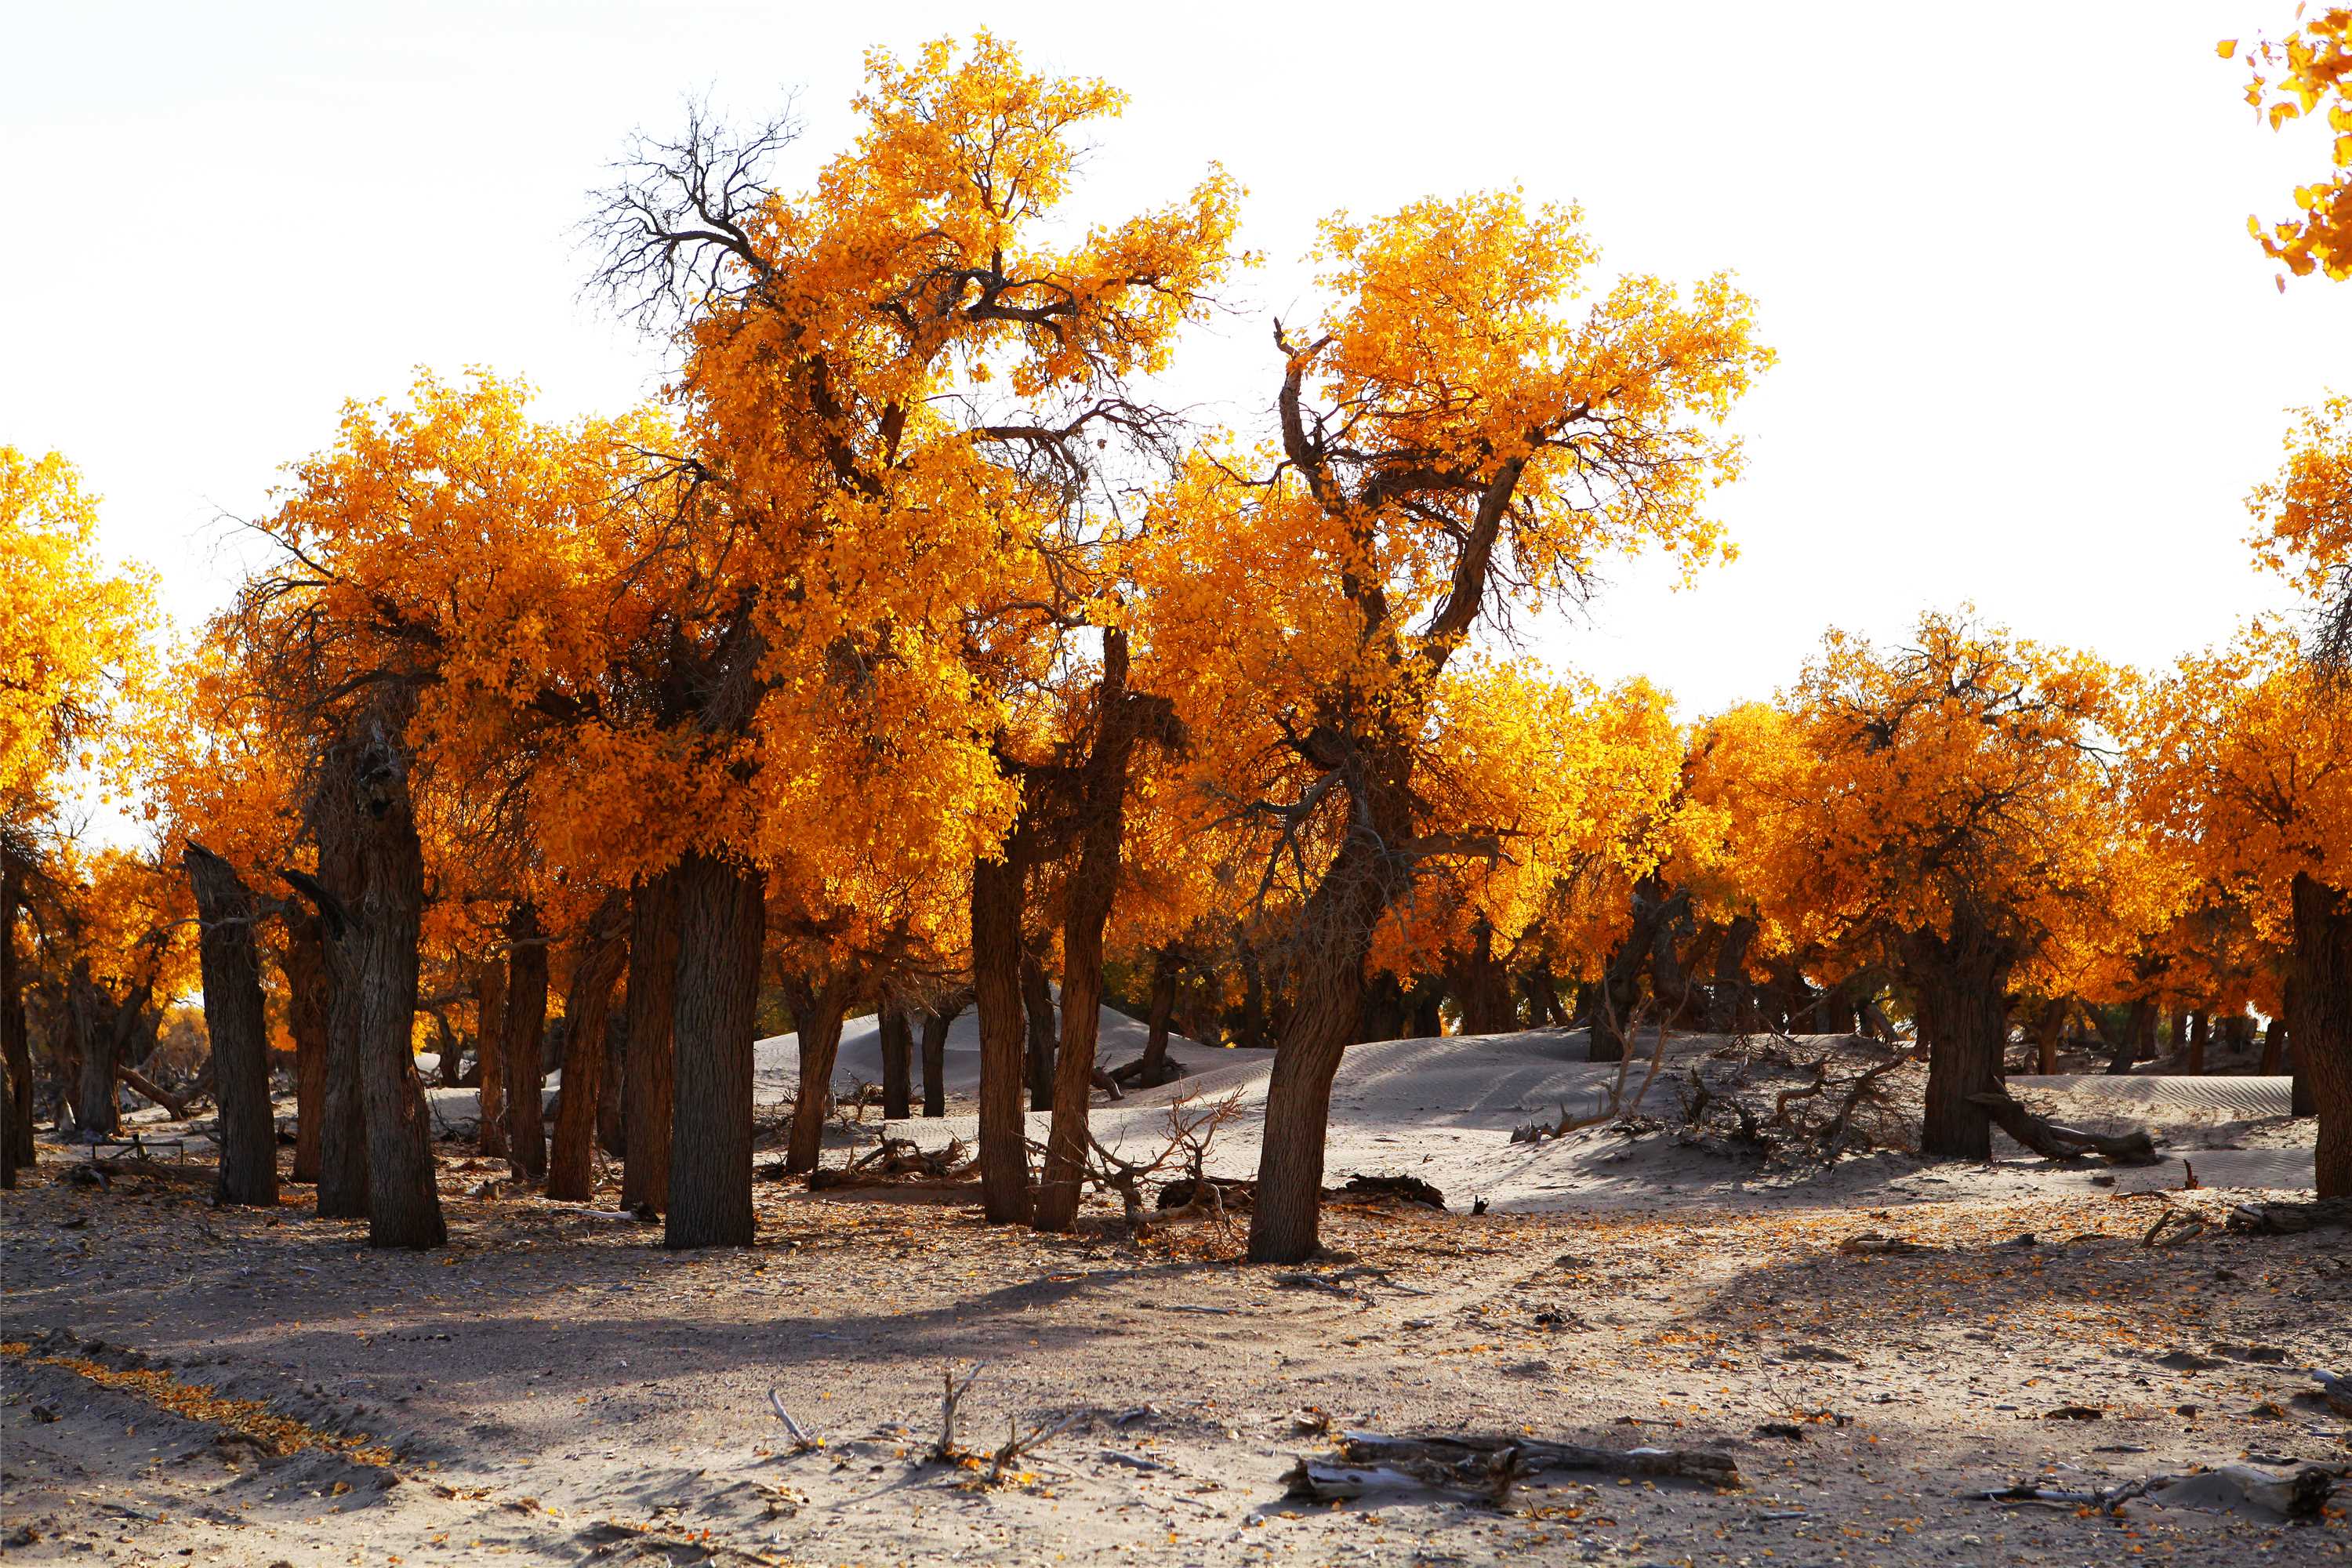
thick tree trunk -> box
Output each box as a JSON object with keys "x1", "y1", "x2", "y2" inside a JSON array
[
  {"x1": 597, "y1": 1000, "x2": 628, "y2": 1158},
  {"x1": 1449, "y1": 919, "x2": 1516, "y2": 1036},
  {"x1": 663, "y1": 851, "x2": 765, "y2": 1249},
  {"x1": 919, "y1": 994, "x2": 964, "y2": 1118},
  {"x1": 1140, "y1": 951, "x2": 1180, "y2": 1082},
  {"x1": 184, "y1": 844, "x2": 278, "y2": 1207},
  {"x1": 1909, "y1": 914, "x2": 2016, "y2": 1161},
  {"x1": 1249, "y1": 906, "x2": 1371, "y2": 1265},
  {"x1": 2288, "y1": 875, "x2": 2347, "y2": 1195},
  {"x1": 622, "y1": 869, "x2": 681, "y2": 1213},
  {"x1": 474, "y1": 956, "x2": 507, "y2": 1160},
  {"x1": 877, "y1": 1008, "x2": 913, "y2": 1121},
  {"x1": 1036, "y1": 643, "x2": 1147, "y2": 1231},
  {"x1": 2261, "y1": 1012, "x2": 2285, "y2": 1073},
  {"x1": 2034, "y1": 997, "x2": 2067, "y2": 1075},
  {"x1": 1589, "y1": 883, "x2": 1664, "y2": 1062},
  {"x1": 282, "y1": 913, "x2": 330, "y2": 1184},
  {"x1": 1706, "y1": 916, "x2": 1759, "y2": 1033},
  {"x1": 1407, "y1": 981, "x2": 1443, "y2": 1041},
  {"x1": 1021, "y1": 953, "x2": 1056, "y2": 1112},
  {"x1": 296, "y1": 710, "x2": 445, "y2": 1248},
  {"x1": 782, "y1": 975, "x2": 850, "y2": 1175},
  {"x1": 2, "y1": 849, "x2": 30, "y2": 1174},
  {"x1": 70, "y1": 964, "x2": 125, "y2": 1138},
  {"x1": 1359, "y1": 970, "x2": 1405, "y2": 1044},
  {"x1": 972, "y1": 851, "x2": 1032, "y2": 1223},
  {"x1": 2106, "y1": 1000, "x2": 2151, "y2": 1075},
  {"x1": 2187, "y1": 1009, "x2": 2210, "y2": 1075},
  {"x1": 1646, "y1": 889, "x2": 1702, "y2": 1025},
  {"x1": 546, "y1": 892, "x2": 628, "y2": 1203},
  {"x1": 501, "y1": 902, "x2": 549, "y2": 1181}
]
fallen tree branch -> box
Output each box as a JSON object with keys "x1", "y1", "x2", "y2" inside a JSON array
[
  {"x1": 1969, "y1": 1091, "x2": 2160, "y2": 1164},
  {"x1": 1283, "y1": 1430, "x2": 1741, "y2": 1505},
  {"x1": 114, "y1": 1065, "x2": 190, "y2": 1119},
  {"x1": 766, "y1": 1388, "x2": 820, "y2": 1453},
  {"x1": 2226, "y1": 1198, "x2": 2352, "y2": 1235}
]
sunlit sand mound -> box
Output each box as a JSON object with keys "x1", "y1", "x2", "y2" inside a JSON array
[{"x1": 877, "y1": 1030, "x2": 2316, "y2": 1212}]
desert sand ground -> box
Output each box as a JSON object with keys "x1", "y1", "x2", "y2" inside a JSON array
[{"x1": 2, "y1": 1027, "x2": 2345, "y2": 1566}]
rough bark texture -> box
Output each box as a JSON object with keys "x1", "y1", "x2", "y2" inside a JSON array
[
  {"x1": 2188, "y1": 1009, "x2": 2210, "y2": 1075},
  {"x1": 501, "y1": 902, "x2": 550, "y2": 1181},
  {"x1": 546, "y1": 892, "x2": 629, "y2": 1203},
  {"x1": 1036, "y1": 640, "x2": 1149, "y2": 1230},
  {"x1": 1249, "y1": 735, "x2": 1414, "y2": 1265},
  {"x1": 183, "y1": 844, "x2": 278, "y2": 1207},
  {"x1": 296, "y1": 711, "x2": 446, "y2": 1248},
  {"x1": 69, "y1": 962, "x2": 134, "y2": 1138},
  {"x1": 2291, "y1": 873, "x2": 2351, "y2": 1197},
  {"x1": 919, "y1": 996, "x2": 964, "y2": 1119},
  {"x1": 663, "y1": 851, "x2": 765, "y2": 1249},
  {"x1": 622, "y1": 869, "x2": 681, "y2": 1213},
  {"x1": 972, "y1": 851, "x2": 1032, "y2": 1223},
  {"x1": 281, "y1": 913, "x2": 330, "y2": 1184},
  {"x1": 597, "y1": 1000, "x2": 628, "y2": 1158},
  {"x1": 782, "y1": 975, "x2": 850, "y2": 1175},
  {"x1": 877, "y1": 1008, "x2": 913, "y2": 1121},
  {"x1": 1908, "y1": 915, "x2": 2016, "y2": 1161},
  {"x1": 1021, "y1": 952, "x2": 1056, "y2": 1113},
  {"x1": 2, "y1": 848, "x2": 30, "y2": 1175},
  {"x1": 474, "y1": 956, "x2": 507, "y2": 1160}
]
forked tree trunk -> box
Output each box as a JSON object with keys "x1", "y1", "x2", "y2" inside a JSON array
[
  {"x1": 1908, "y1": 914, "x2": 2016, "y2": 1161},
  {"x1": 184, "y1": 844, "x2": 278, "y2": 1207},
  {"x1": 919, "y1": 996, "x2": 963, "y2": 1118},
  {"x1": 282, "y1": 913, "x2": 330, "y2": 1183},
  {"x1": 972, "y1": 850, "x2": 1032, "y2": 1224},
  {"x1": 1646, "y1": 888, "x2": 1702, "y2": 1025},
  {"x1": 782, "y1": 975, "x2": 850, "y2": 1175},
  {"x1": 475, "y1": 956, "x2": 507, "y2": 1160},
  {"x1": 502, "y1": 902, "x2": 549, "y2": 1181},
  {"x1": 2, "y1": 848, "x2": 31, "y2": 1174},
  {"x1": 877, "y1": 1009, "x2": 913, "y2": 1121},
  {"x1": 2290, "y1": 875, "x2": 2347, "y2": 1196},
  {"x1": 546, "y1": 892, "x2": 629, "y2": 1203},
  {"x1": 663, "y1": 851, "x2": 765, "y2": 1249},
  {"x1": 622, "y1": 869, "x2": 681, "y2": 1212},
  {"x1": 1021, "y1": 953, "x2": 1056, "y2": 1112}
]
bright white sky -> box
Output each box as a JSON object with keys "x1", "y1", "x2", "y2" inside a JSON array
[{"x1": 6, "y1": 1, "x2": 2350, "y2": 717}]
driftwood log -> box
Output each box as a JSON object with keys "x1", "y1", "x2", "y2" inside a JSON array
[
  {"x1": 1969, "y1": 1091, "x2": 2160, "y2": 1164},
  {"x1": 1284, "y1": 1430, "x2": 1740, "y2": 1504},
  {"x1": 2225, "y1": 1197, "x2": 2352, "y2": 1235}
]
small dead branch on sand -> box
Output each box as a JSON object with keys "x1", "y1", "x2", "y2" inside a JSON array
[
  {"x1": 766, "y1": 1388, "x2": 821, "y2": 1453},
  {"x1": 1046, "y1": 1091, "x2": 1245, "y2": 1230},
  {"x1": 1969, "y1": 1089, "x2": 2160, "y2": 1165},
  {"x1": 1283, "y1": 1430, "x2": 1741, "y2": 1507},
  {"x1": 1515, "y1": 1004, "x2": 1671, "y2": 1145},
  {"x1": 1975, "y1": 1461, "x2": 2345, "y2": 1520},
  {"x1": 1836, "y1": 1232, "x2": 1940, "y2": 1257},
  {"x1": 928, "y1": 1360, "x2": 1082, "y2": 1485},
  {"x1": 807, "y1": 1134, "x2": 974, "y2": 1191}
]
